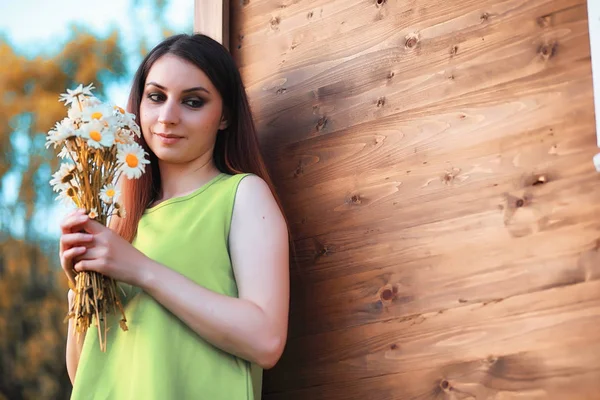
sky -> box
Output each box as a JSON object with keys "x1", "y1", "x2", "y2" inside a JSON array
[
  {"x1": 0, "y1": 0, "x2": 193, "y2": 238},
  {"x1": 1, "y1": 0, "x2": 192, "y2": 106}
]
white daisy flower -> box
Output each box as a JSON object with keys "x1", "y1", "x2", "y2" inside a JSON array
[
  {"x1": 56, "y1": 189, "x2": 74, "y2": 206},
  {"x1": 58, "y1": 146, "x2": 70, "y2": 159},
  {"x1": 59, "y1": 83, "x2": 95, "y2": 106},
  {"x1": 113, "y1": 105, "x2": 136, "y2": 120},
  {"x1": 88, "y1": 208, "x2": 98, "y2": 219},
  {"x1": 49, "y1": 163, "x2": 76, "y2": 192},
  {"x1": 100, "y1": 184, "x2": 120, "y2": 204},
  {"x1": 82, "y1": 120, "x2": 115, "y2": 149},
  {"x1": 117, "y1": 144, "x2": 150, "y2": 179},
  {"x1": 46, "y1": 119, "x2": 77, "y2": 148},
  {"x1": 68, "y1": 103, "x2": 82, "y2": 120},
  {"x1": 82, "y1": 103, "x2": 115, "y2": 126},
  {"x1": 82, "y1": 96, "x2": 102, "y2": 108}
]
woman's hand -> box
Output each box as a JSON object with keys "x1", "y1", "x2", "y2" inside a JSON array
[
  {"x1": 72, "y1": 217, "x2": 150, "y2": 286},
  {"x1": 60, "y1": 209, "x2": 94, "y2": 288}
]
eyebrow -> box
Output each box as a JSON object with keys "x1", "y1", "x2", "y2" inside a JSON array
[{"x1": 146, "y1": 82, "x2": 210, "y2": 94}]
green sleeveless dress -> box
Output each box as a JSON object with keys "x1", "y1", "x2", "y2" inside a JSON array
[{"x1": 70, "y1": 173, "x2": 262, "y2": 400}]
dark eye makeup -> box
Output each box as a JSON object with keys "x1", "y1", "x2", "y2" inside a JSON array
[{"x1": 146, "y1": 92, "x2": 205, "y2": 108}]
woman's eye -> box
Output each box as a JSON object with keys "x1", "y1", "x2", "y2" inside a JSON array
[
  {"x1": 147, "y1": 93, "x2": 164, "y2": 102},
  {"x1": 184, "y1": 98, "x2": 204, "y2": 108}
]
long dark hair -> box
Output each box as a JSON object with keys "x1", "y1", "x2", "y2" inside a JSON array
[{"x1": 113, "y1": 34, "x2": 285, "y2": 243}]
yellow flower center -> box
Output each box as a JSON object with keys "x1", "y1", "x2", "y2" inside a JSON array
[
  {"x1": 106, "y1": 189, "x2": 115, "y2": 197},
  {"x1": 126, "y1": 154, "x2": 139, "y2": 168},
  {"x1": 114, "y1": 106, "x2": 125, "y2": 114},
  {"x1": 91, "y1": 112, "x2": 103, "y2": 120},
  {"x1": 90, "y1": 130, "x2": 102, "y2": 142}
]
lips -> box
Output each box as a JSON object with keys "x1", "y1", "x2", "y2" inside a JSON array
[
  {"x1": 155, "y1": 133, "x2": 183, "y2": 139},
  {"x1": 154, "y1": 132, "x2": 184, "y2": 145}
]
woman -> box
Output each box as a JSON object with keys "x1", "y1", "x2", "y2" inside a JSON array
[{"x1": 60, "y1": 34, "x2": 290, "y2": 400}]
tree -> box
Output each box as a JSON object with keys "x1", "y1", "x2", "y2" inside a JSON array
[{"x1": 0, "y1": 26, "x2": 126, "y2": 241}]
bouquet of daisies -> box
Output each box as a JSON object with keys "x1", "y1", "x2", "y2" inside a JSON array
[{"x1": 47, "y1": 83, "x2": 149, "y2": 351}]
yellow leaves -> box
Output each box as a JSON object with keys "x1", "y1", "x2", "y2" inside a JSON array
[{"x1": 0, "y1": 238, "x2": 68, "y2": 398}]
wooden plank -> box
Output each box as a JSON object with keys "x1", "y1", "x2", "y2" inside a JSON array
[
  {"x1": 265, "y1": 342, "x2": 600, "y2": 399},
  {"x1": 248, "y1": 1, "x2": 589, "y2": 149},
  {"x1": 277, "y1": 83, "x2": 596, "y2": 242},
  {"x1": 286, "y1": 208, "x2": 600, "y2": 337},
  {"x1": 194, "y1": 0, "x2": 230, "y2": 49},
  {"x1": 266, "y1": 280, "x2": 600, "y2": 393}
]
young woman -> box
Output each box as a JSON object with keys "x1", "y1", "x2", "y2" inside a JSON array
[{"x1": 60, "y1": 34, "x2": 290, "y2": 400}]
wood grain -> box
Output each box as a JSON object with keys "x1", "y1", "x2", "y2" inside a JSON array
[
  {"x1": 194, "y1": 0, "x2": 230, "y2": 49},
  {"x1": 231, "y1": 0, "x2": 600, "y2": 398},
  {"x1": 268, "y1": 280, "x2": 600, "y2": 394}
]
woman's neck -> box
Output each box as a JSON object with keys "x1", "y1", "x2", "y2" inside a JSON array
[{"x1": 156, "y1": 154, "x2": 222, "y2": 202}]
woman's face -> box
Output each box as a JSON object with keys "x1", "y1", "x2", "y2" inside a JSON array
[{"x1": 139, "y1": 54, "x2": 227, "y2": 165}]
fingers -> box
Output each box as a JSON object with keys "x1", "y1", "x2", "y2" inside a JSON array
[
  {"x1": 61, "y1": 246, "x2": 86, "y2": 287},
  {"x1": 59, "y1": 210, "x2": 89, "y2": 255},
  {"x1": 59, "y1": 209, "x2": 91, "y2": 289},
  {"x1": 80, "y1": 218, "x2": 106, "y2": 235},
  {"x1": 74, "y1": 259, "x2": 103, "y2": 273},
  {"x1": 60, "y1": 232, "x2": 94, "y2": 249},
  {"x1": 60, "y1": 209, "x2": 89, "y2": 235}
]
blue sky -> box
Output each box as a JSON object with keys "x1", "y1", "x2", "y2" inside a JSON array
[{"x1": 0, "y1": 0, "x2": 193, "y2": 238}]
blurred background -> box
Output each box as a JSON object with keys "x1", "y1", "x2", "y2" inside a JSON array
[{"x1": 0, "y1": 1, "x2": 192, "y2": 398}]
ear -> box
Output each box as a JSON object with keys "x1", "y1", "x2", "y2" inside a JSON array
[{"x1": 219, "y1": 114, "x2": 229, "y2": 130}]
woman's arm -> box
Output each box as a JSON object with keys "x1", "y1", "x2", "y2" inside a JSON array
[
  {"x1": 74, "y1": 175, "x2": 290, "y2": 369},
  {"x1": 140, "y1": 175, "x2": 290, "y2": 368}
]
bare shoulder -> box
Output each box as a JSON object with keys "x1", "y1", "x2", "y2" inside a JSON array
[
  {"x1": 236, "y1": 174, "x2": 273, "y2": 203},
  {"x1": 232, "y1": 174, "x2": 287, "y2": 233}
]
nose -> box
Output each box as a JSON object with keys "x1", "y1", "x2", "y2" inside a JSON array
[{"x1": 157, "y1": 98, "x2": 180, "y2": 125}]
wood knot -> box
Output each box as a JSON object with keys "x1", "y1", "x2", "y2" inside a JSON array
[
  {"x1": 314, "y1": 240, "x2": 333, "y2": 259},
  {"x1": 440, "y1": 379, "x2": 451, "y2": 391},
  {"x1": 390, "y1": 343, "x2": 398, "y2": 350},
  {"x1": 405, "y1": 37, "x2": 418, "y2": 49},
  {"x1": 441, "y1": 167, "x2": 462, "y2": 185},
  {"x1": 293, "y1": 160, "x2": 304, "y2": 178},
  {"x1": 480, "y1": 12, "x2": 490, "y2": 22},
  {"x1": 270, "y1": 16, "x2": 281, "y2": 30},
  {"x1": 349, "y1": 194, "x2": 362, "y2": 204},
  {"x1": 318, "y1": 246, "x2": 331, "y2": 256},
  {"x1": 376, "y1": 0, "x2": 386, "y2": 6},
  {"x1": 379, "y1": 284, "x2": 397, "y2": 302},
  {"x1": 387, "y1": 71, "x2": 395, "y2": 80},
  {"x1": 381, "y1": 288, "x2": 394, "y2": 301},
  {"x1": 376, "y1": 97, "x2": 386, "y2": 107},
  {"x1": 537, "y1": 14, "x2": 551, "y2": 28},
  {"x1": 307, "y1": 11, "x2": 313, "y2": 19},
  {"x1": 276, "y1": 88, "x2": 287, "y2": 95},
  {"x1": 316, "y1": 116, "x2": 328, "y2": 131},
  {"x1": 538, "y1": 42, "x2": 558, "y2": 60},
  {"x1": 450, "y1": 45, "x2": 459, "y2": 56},
  {"x1": 515, "y1": 198, "x2": 525, "y2": 208},
  {"x1": 485, "y1": 355, "x2": 498, "y2": 365}
]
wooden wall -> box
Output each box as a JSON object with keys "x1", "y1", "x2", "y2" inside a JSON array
[{"x1": 231, "y1": 0, "x2": 600, "y2": 398}]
